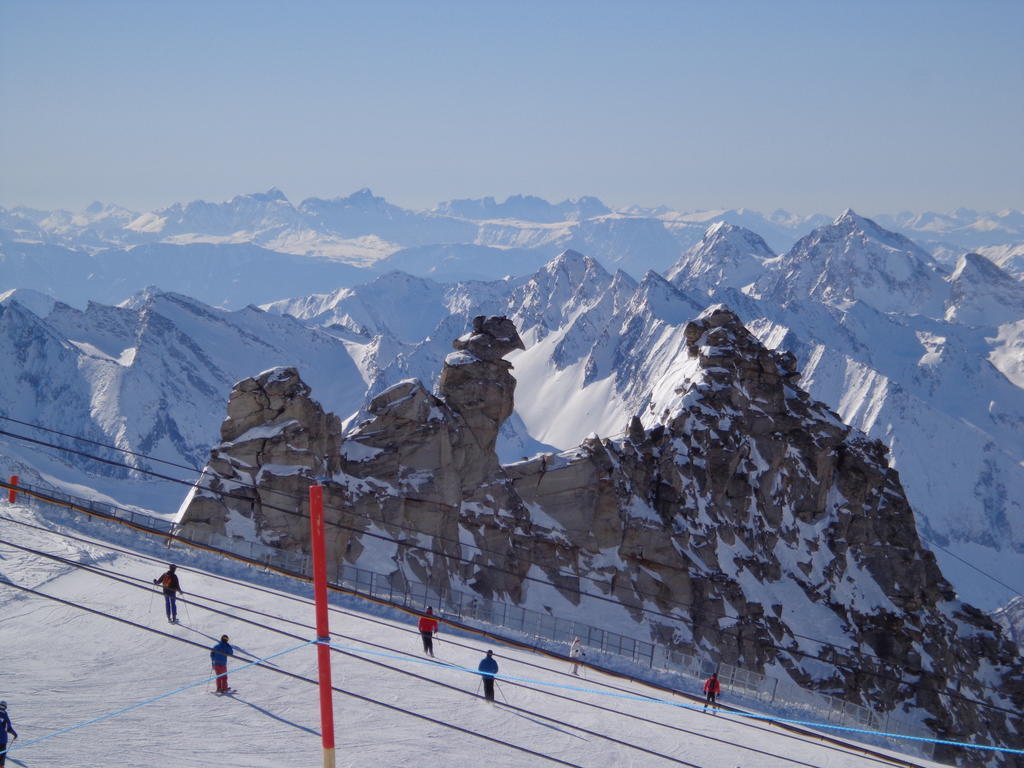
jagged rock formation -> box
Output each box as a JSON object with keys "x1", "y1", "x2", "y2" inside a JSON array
[
  {"x1": 178, "y1": 311, "x2": 1024, "y2": 765},
  {"x1": 177, "y1": 366, "x2": 342, "y2": 548}
]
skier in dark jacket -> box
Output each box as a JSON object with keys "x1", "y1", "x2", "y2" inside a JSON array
[
  {"x1": 418, "y1": 607, "x2": 439, "y2": 656},
  {"x1": 703, "y1": 672, "x2": 721, "y2": 711},
  {"x1": 210, "y1": 635, "x2": 235, "y2": 694},
  {"x1": 478, "y1": 650, "x2": 499, "y2": 701},
  {"x1": 0, "y1": 701, "x2": 17, "y2": 768},
  {"x1": 153, "y1": 564, "x2": 183, "y2": 623}
]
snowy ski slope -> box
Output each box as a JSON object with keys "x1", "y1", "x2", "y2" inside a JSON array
[{"x1": 0, "y1": 503, "x2": 958, "y2": 768}]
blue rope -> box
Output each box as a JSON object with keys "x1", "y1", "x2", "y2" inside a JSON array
[
  {"x1": 324, "y1": 640, "x2": 1024, "y2": 757},
  {"x1": 2, "y1": 639, "x2": 314, "y2": 756}
]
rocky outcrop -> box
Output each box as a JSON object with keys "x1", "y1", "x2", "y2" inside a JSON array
[
  {"x1": 178, "y1": 311, "x2": 1024, "y2": 765},
  {"x1": 438, "y1": 314, "x2": 524, "y2": 459},
  {"x1": 504, "y1": 307, "x2": 1024, "y2": 763},
  {"x1": 176, "y1": 366, "x2": 342, "y2": 549}
]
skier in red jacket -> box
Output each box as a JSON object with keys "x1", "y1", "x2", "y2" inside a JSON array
[
  {"x1": 418, "y1": 607, "x2": 439, "y2": 656},
  {"x1": 703, "y1": 672, "x2": 721, "y2": 711}
]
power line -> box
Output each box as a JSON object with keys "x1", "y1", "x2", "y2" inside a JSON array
[
  {"x1": 919, "y1": 534, "x2": 1023, "y2": 597},
  {"x1": 0, "y1": 578, "x2": 584, "y2": 768},
  {"x1": 0, "y1": 413, "x2": 204, "y2": 474},
  {"x1": 2, "y1": 420, "x2": 1020, "y2": 708},
  {"x1": 2, "y1": 510, "x2": 1019, "y2": 723},
  {"x1": 0, "y1": 514, "x2": 926, "y2": 767},
  {"x1": 0, "y1": 457, "x2": 939, "y2": 683},
  {"x1": 2, "y1": 426, "x2": 751, "y2": 629},
  {"x1": 0, "y1": 547, "x2": 935, "y2": 766},
  {"x1": 0, "y1": 431, "x2": 1003, "y2": 707},
  {"x1": 6, "y1": 409, "x2": 1015, "y2": 606},
  {"x1": 4, "y1": 546, "x2": 1013, "y2": 762}
]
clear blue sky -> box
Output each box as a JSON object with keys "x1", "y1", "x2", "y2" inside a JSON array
[{"x1": 2, "y1": 0, "x2": 1022, "y2": 216}]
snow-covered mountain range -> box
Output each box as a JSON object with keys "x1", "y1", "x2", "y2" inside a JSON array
[
  {"x1": 1, "y1": 197, "x2": 1022, "y2": 625},
  {"x1": 2, "y1": 190, "x2": 1021, "y2": 311}
]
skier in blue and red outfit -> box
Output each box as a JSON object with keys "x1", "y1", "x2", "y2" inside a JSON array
[
  {"x1": 0, "y1": 701, "x2": 17, "y2": 768},
  {"x1": 210, "y1": 635, "x2": 235, "y2": 694},
  {"x1": 153, "y1": 564, "x2": 183, "y2": 623}
]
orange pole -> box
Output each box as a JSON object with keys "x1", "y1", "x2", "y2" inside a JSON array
[
  {"x1": 8, "y1": 475, "x2": 18, "y2": 503},
  {"x1": 309, "y1": 485, "x2": 336, "y2": 767}
]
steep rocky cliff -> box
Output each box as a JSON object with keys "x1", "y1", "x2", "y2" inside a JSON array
[{"x1": 178, "y1": 310, "x2": 1023, "y2": 764}]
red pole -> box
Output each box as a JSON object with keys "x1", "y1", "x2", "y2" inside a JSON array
[
  {"x1": 309, "y1": 484, "x2": 336, "y2": 767},
  {"x1": 8, "y1": 475, "x2": 18, "y2": 503}
]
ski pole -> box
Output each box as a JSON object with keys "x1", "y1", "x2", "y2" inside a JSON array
[
  {"x1": 182, "y1": 598, "x2": 192, "y2": 624},
  {"x1": 495, "y1": 681, "x2": 509, "y2": 705},
  {"x1": 474, "y1": 677, "x2": 482, "y2": 696}
]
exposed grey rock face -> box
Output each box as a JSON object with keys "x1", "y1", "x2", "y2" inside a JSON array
[
  {"x1": 177, "y1": 366, "x2": 342, "y2": 550},
  {"x1": 178, "y1": 312, "x2": 1024, "y2": 765}
]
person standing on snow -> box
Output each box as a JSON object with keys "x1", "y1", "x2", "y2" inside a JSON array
[
  {"x1": 210, "y1": 635, "x2": 235, "y2": 694},
  {"x1": 569, "y1": 636, "x2": 583, "y2": 675},
  {"x1": 478, "y1": 650, "x2": 499, "y2": 701},
  {"x1": 418, "y1": 607, "x2": 439, "y2": 657},
  {"x1": 703, "y1": 672, "x2": 721, "y2": 711},
  {"x1": 0, "y1": 701, "x2": 17, "y2": 768},
  {"x1": 153, "y1": 564, "x2": 183, "y2": 623}
]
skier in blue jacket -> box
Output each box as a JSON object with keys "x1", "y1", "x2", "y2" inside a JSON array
[
  {"x1": 0, "y1": 701, "x2": 17, "y2": 768},
  {"x1": 478, "y1": 650, "x2": 499, "y2": 701},
  {"x1": 210, "y1": 635, "x2": 235, "y2": 694}
]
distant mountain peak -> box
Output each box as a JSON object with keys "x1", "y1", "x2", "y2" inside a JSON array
[
  {"x1": 544, "y1": 249, "x2": 608, "y2": 279},
  {"x1": 433, "y1": 194, "x2": 608, "y2": 223},
  {"x1": 0, "y1": 288, "x2": 59, "y2": 319},
  {"x1": 554, "y1": 248, "x2": 588, "y2": 263},
  {"x1": 665, "y1": 221, "x2": 776, "y2": 296},
  {"x1": 951, "y1": 251, "x2": 1006, "y2": 281},
  {"x1": 704, "y1": 220, "x2": 733, "y2": 237},
  {"x1": 946, "y1": 251, "x2": 1024, "y2": 326},
  {"x1": 230, "y1": 187, "x2": 291, "y2": 205},
  {"x1": 758, "y1": 210, "x2": 949, "y2": 316}
]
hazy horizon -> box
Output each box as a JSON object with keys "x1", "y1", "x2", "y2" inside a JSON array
[{"x1": 2, "y1": 184, "x2": 1022, "y2": 221}]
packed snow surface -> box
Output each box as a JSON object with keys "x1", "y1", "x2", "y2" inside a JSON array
[{"x1": 0, "y1": 503, "x2": 956, "y2": 768}]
